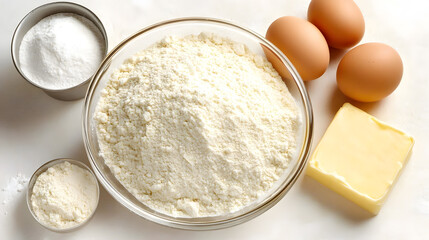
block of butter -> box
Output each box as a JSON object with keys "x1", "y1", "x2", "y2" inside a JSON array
[{"x1": 307, "y1": 103, "x2": 414, "y2": 215}]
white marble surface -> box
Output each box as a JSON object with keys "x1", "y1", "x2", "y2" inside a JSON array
[{"x1": 0, "y1": 0, "x2": 428, "y2": 239}]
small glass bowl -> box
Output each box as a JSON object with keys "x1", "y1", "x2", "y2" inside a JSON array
[
  {"x1": 83, "y1": 17, "x2": 313, "y2": 230},
  {"x1": 27, "y1": 158, "x2": 100, "y2": 232}
]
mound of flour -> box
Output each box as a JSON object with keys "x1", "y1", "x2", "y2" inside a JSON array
[
  {"x1": 31, "y1": 162, "x2": 98, "y2": 229},
  {"x1": 95, "y1": 33, "x2": 299, "y2": 217}
]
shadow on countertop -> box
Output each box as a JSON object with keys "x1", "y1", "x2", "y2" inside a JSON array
[
  {"x1": 306, "y1": 79, "x2": 382, "y2": 118},
  {"x1": 300, "y1": 176, "x2": 373, "y2": 223},
  {"x1": 0, "y1": 60, "x2": 78, "y2": 130},
  {"x1": 328, "y1": 86, "x2": 384, "y2": 116}
]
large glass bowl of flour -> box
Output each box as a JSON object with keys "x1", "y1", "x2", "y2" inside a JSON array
[{"x1": 83, "y1": 17, "x2": 313, "y2": 230}]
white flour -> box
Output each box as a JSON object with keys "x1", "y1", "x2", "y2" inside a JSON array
[
  {"x1": 95, "y1": 33, "x2": 299, "y2": 217},
  {"x1": 19, "y1": 13, "x2": 104, "y2": 89},
  {"x1": 30, "y1": 162, "x2": 98, "y2": 229}
]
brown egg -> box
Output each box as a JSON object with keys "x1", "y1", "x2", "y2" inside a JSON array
[
  {"x1": 308, "y1": 0, "x2": 365, "y2": 49},
  {"x1": 266, "y1": 16, "x2": 330, "y2": 81},
  {"x1": 337, "y1": 43, "x2": 403, "y2": 102}
]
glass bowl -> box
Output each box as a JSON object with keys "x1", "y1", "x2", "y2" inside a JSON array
[
  {"x1": 27, "y1": 158, "x2": 100, "y2": 232},
  {"x1": 83, "y1": 17, "x2": 313, "y2": 230}
]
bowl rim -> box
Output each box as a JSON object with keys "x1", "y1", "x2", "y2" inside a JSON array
[
  {"x1": 82, "y1": 17, "x2": 313, "y2": 230},
  {"x1": 26, "y1": 158, "x2": 100, "y2": 233}
]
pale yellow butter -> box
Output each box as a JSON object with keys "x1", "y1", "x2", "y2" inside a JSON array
[{"x1": 307, "y1": 103, "x2": 414, "y2": 215}]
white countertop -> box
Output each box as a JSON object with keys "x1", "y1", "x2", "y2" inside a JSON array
[{"x1": 1, "y1": 0, "x2": 428, "y2": 239}]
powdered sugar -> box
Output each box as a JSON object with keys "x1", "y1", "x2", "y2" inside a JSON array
[{"x1": 19, "y1": 13, "x2": 104, "y2": 89}]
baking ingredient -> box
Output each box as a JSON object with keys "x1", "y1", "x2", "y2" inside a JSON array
[
  {"x1": 266, "y1": 16, "x2": 329, "y2": 81},
  {"x1": 1, "y1": 173, "x2": 28, "y2": 204},
  {"x1": 19, "y1": 13, "x2": 104, "y2": 89},
  {"x1": 1, "y1": 173, "x2": 28, "y2": 215},
  {"x1": 337, "y1": 43, "x2": 403, "y2": 102},
  {"x1": 31, "y1": 161, "x2": 98, "y2": 229},
  {"x1": 95, "y1": 33, "x2": 300, "y2": 217},
  {"x1": 308, "y1": 0, "x2": 365, "y2": 49},
  {"x1": 307, "y1": 103, "x2": 414, "y2": 215}
]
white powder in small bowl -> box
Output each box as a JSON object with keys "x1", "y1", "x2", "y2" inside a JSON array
[
  {"x1": 30, "y1": 161, "x2": 98, "y2": 230},
  {"x1": 19, "y1": 13, "x2": 105, "y2": 89}
]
